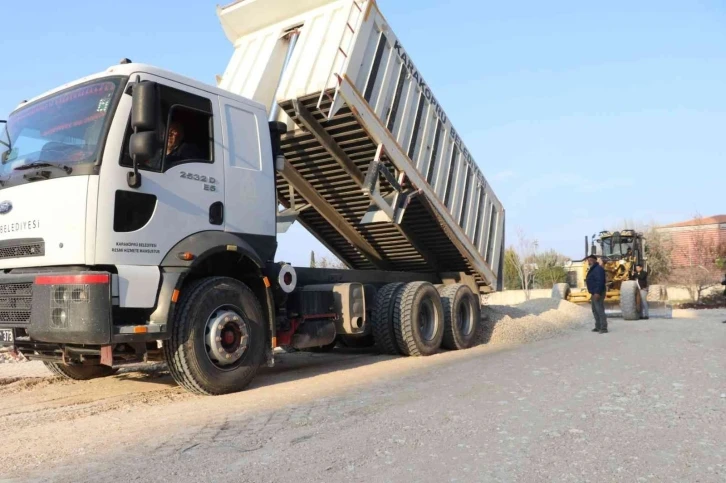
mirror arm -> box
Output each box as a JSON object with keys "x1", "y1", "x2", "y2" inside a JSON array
[
  {"x1": 126, "y1": 76, "x2": 143, "y2": 189},
  {"x1": 127, "y1": 154, "x2": 142, "y2": 188},
  {"x1": 127, "y1": 118, "x2": 142, "y2": 189}
]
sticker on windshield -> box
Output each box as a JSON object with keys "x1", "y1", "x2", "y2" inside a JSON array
[{"x1": 97, "y1": 93, "x2": 112, "y2": 113}]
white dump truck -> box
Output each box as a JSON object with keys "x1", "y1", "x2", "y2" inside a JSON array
[{"x1": 0, "y1": 0, "x2": 505, "y2": 395}]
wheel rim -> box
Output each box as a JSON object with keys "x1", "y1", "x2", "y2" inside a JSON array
[
  {"x1": 205, "y1": 306, "x2": 249, "y2": 369},
  {"x1": 456, "y1": 296, "x2": 474, "y2": 337},
  {"x1": 418, "y1": 298, "x2": 438, "y2": 342}
]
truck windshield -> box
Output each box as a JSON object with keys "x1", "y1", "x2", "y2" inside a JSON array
[
  {"x1": 0, "y1": 78, "x2": 123, "y2": 183},
  {"x1": 601, "y1": 236, "x2": 633, "y2": 258}
]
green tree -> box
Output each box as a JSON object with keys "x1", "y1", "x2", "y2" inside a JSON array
[{"x1": 532, "y1": 250, "x2": 569, "y2": 289}]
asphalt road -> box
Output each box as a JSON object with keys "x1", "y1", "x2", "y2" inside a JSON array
[{"x1": 1, "y1": 309, "x2": 725, "y2": 482}]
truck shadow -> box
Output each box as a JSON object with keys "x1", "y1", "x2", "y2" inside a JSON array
[
  {"x1": 100, "y1": 315, "x2": 499, "y2": 393},
  {"x1": 107, "y1": 347, "x2": 394, "y2": 391},
  {"x1": 250, "y1": 347, "x2": 395, "y2": 390}
]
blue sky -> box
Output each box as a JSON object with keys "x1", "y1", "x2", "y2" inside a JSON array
[{"x1": 1, "y1": 0, "x2": 724, "y2": 264}]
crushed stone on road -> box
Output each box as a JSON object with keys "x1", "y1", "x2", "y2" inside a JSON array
[{"x1": 481, "y1": 298, "x2": 593, "y2": 346}]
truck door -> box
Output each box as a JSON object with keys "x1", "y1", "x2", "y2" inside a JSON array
[
  {"x1": 96, "y1": 74, "x2": 224, "y2": 271},
  {"x1": 219, "y1": 100, "x2": 276, "y2": 244}
]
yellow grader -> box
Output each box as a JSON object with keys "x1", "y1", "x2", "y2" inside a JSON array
[{"x1": 552, "y1": 230, "x2": 645, "y2": 320}]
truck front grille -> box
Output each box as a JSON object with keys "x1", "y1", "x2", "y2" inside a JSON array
[
  {"x1": 0, "y1": 239, "x2": 45, "y2": 260},
  {"x1": 0, "y1": 282, "x2": 33, "y2": 326}
]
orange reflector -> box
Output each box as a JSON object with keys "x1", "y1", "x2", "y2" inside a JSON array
[
  {"x1": 134, "y1": 326, "x2": 148, "y2": 334},
  {"x1": 271, "y1": 336, "x2": 277, "y2": 348},
  {"x1": 177, "y1": 252, "x2": 195, "y2": 261},
  {"x1": 263, "y1": 276, "x2": 271, "y2": 288},
  {"x1": 171, "y1": 289, "x2": 180, "y2": 303}
]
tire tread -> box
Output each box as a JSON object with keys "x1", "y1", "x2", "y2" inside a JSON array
[
  {"x1": 163, "y1": 277, "x2": 264, "y2": 396},
  {"x1": 372, "y1": 282, "x2": 404, "y2": 355},
  {"x1": 394, "y1": 282, "x2": 443, "y2": 356},
  {"x1": 620, "y1": 280, "x2": 640, "y2": 321}
]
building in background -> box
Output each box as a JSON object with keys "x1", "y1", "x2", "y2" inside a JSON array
[{"x1": 656, "y1": 215, "x2": 726, "y2": 268}]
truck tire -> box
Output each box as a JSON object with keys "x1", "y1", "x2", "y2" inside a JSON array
[
  {"x1": 620, "y1": 280, "x2": 641, "y2": 321},
  {"x1": 551, "y1": 283, "x2": 570, "y2": 300},
  {"x1": 44, "y1": 362, "x2": 117, "y2": 380},
  {"x1": 338, "y1": 334, "x2": 375, "y2": 348},
  {"x1": 438, "y1": 284, "x2": 480, "y2": 351},
  {"x1": 394, "y1": 282, "x2": 445, "y2": 356},
  {"x1": 164, "y1": 277, "x2": 266, "y2": 395},
  {"x1": 371, "y1": 282, "x2": 406, "y2": 355}
]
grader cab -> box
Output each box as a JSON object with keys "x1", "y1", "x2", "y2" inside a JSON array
[{"x1": 553, "y1": 230, "x2": 646, "y2": 320}]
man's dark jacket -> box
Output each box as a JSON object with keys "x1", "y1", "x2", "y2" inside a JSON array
[
  {"x1": 632, "y1": 270, "x2": 648, "y2": 289},
  {"x1": 586, "y1": 264, "x2": 606, "y2": 295}
]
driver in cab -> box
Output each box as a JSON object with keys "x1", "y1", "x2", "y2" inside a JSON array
[{"x1": 145, "y1": 121, "x2": 201, "y2": 171}]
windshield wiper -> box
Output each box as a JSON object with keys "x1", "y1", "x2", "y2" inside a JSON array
[{"x1": 14, "y1": 162, "x2": 72, "y2": 175}]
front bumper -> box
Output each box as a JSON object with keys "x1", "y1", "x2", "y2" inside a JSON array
[{"x1": 0, "y1": 271, "x2": 112, "y2": 346}]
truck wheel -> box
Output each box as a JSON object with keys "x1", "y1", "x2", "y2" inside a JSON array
[
  {"x1": 438, "y1": 284, "x2": 480, "y2": 350},
  {"x1": 164, "y1": 277, "x2": 266, "y2": 395},
  {"x1": 551, "y1": 283, "x2": 570, "y2": 300},
  {"x1": 620, "y1": 280, "x2": 641, "y2": 321},
  {"x1": 371, "y1": 282, "x2": 405, "y2": 355},
  {"x1": 394, "y1": 282, "x2": 444, "y2": 356},
  {"x1": 44, "y1": 362, "x2": 117, "y2": 380},
  {"x1": 338, "y1": 334, "x2": 375, "y2": 348}
]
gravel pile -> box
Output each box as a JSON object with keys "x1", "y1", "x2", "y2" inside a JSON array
[{"x1": 480, "y1": 298, "x2": 593, "y2": 346}]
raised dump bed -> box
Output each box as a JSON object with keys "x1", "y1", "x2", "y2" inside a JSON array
[{"x1": 217, "y1": 0, "x2": 505, "y2": 291}]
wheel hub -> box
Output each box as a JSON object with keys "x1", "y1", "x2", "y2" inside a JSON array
[
  {"x1": 418, "y1": 299, "x2": 437, "y2": 342},
  {"x1": 206, "y1": 309, "x2": 249, "y2": 366},
  {"x1": 457, "y1": 299, "x2": 474, "y2": 336}
]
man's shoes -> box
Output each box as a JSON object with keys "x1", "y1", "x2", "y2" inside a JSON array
[
  {"x1": 592, "y1": 328, "x2": 600, "y2": 332},
  {"x1": 642, "y1": 317, "x2": 649, "y2": 320},
  {"x1": 599, "y1": 329, "x2": 609, "y2": 334}
]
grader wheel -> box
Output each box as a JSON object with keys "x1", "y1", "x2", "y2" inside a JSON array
[{"x1": 620, "y1": 281, "x2": 641, "y2": 321}]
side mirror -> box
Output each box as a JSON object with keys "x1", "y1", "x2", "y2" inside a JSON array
[
  {"x1": 127, "y1": 81, "x2": 159, "y2": 188},
  {"x1": 130, "y1": 131, "x2": 158, "y2": 163},
  {"x1": 127, "y1": 132, "x2": 158, "y2": 188},
  {"x1": 131, "y1": 81, "x2": 158, "y2": 132}
]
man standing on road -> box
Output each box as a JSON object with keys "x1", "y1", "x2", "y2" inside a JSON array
[
  {"x1": 632, "y1": 264, "x2": 649, "y2": 320},
  {"x1": 586, "y1": 255, "x2": 608, "y2": 333}
]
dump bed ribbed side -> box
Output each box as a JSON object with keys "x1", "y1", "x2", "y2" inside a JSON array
[{"x1": 218, "y1": 0, "x2": 505, "y2": 290}]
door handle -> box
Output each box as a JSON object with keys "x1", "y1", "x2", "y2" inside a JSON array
[{"x1": 209, "y1": 202, "x2": 224, "y2": 225}]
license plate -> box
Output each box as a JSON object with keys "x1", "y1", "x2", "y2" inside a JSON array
[{"x1": 0, "y1": 329, "x2": 13, "y2": 344}]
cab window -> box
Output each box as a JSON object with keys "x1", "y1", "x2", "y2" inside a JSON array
[{"x1": 121, "y1": 84, "x2": 213, "y2": 172}]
